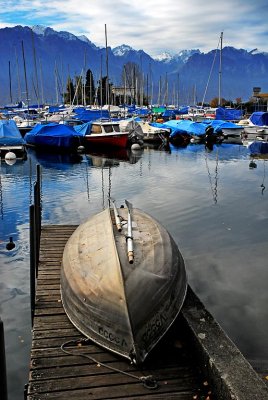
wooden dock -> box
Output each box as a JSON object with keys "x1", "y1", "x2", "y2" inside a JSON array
[{"x1": 26, "y1": 225, "x2": 268, "y2": 400}]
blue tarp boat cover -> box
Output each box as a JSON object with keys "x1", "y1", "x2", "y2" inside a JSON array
[
  {"x1": 162, "y1": 107, "x2": 189, "y2": 117},
  {"x1": 127, "y1": 105, "x2": 136, "y2": 113},
  {"x1": 249, "y1": 112, "x2": 268, "y2": 126},
  {"x1": 4, "y1": 101, "x2": 23, "y2": 109},
  {"x1": 216, "y1": 107, "x2": 243, "y2": 121},
  {"x1": 163, "y1": 120, "x2": 208, "y2": 137},
  {"x1": 73, "y1": 122, "x2": 93, "y2": 135},
  {"x1": 48, "y1": 105, "x2": 67, "y2": 113},
  {"x1": 72, "y1": 110, "x2": 110, "y2": 122},
  {"x1": 203, "y1": 119, "x2": 242, "y2": 132},
  {"x1": 0, "y1": 120, "x2": 25, "y2": 145},
  {"x1": 248, "y1": 141, "x2": 268, "y2": 155},
  {"x1": 134, "y1": 108, "x2": 150, "y2": 115},
  {"x1": 25, "y1": 123, "x2": 83, "y2": 149}
]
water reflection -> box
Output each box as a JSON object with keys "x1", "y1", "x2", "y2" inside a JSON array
[
  {"x1": 85, "y1": 147, "x2": 143, "y2": 166},
  {"x1": 27, "y1": 148, "x2": 83, "y2": 169},
  {"x1": 249, "y1": 156, "x2": 267, "y2": 195},
  {"x1": 0, "y1": 142, "x2": 268, "y2": 399}
]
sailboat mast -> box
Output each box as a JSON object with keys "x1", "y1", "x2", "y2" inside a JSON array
[
  {"x1": 8, "y1": 61, "x2": 13, "y2": 104},
  {"x1": 21, "y1": 40, "x2": 30, "y2": 114},
  {"x1": 39, "y1": 58, "x2": 44, "y2": 105},
  {"x1": 31, "y1": 28, "x2": 40, "y2": 108},
  {"x1": 177, "y1": 73, "x2": 180, "y2": 108},
  {"x1": 15, "y1": 47, "x2": 22, "y2": 102},
  {"x1": 104, "y1": 24, "x2": 110, "y2": 110},
  {"x1": 218, "y1": 32, "x2": 223, "y2": 107}
]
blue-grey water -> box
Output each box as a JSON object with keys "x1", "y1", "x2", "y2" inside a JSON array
[{"x1": 1, "y1": 142, "x2": 268, "y2": 399}]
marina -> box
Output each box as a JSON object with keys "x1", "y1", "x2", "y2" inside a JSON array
[
  {"x1": 1, "y1": 8, "x2": 268, "y2": 400},
  {"x1": 0, "y1": 142, "x2": 268, "y2": 399}
]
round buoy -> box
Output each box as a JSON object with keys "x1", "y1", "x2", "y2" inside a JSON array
[
  {"x1": 5, "y1": 152, "x2": 17, "y2": 165},
  {"x1": 5, "y1": 151, "x2": 16, "y2": 160},
  {"x1": 131, "y1": 143, "x2": 141, "y2": 150},
  {"x1": 77, "y1": 145, "x2": 85, "y2": 153}
]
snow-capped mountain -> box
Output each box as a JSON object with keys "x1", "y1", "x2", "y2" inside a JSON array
[
  {"x1": 32, "y1": 25, "x2": 97, "y2": 47},
  {"x1": 154, "y1": 52, "x2": 173, "y2": 62},
  {"x1": 112, "y1": 44, "x2": 134, "y2": 56},
  {"x1": 175, "y1": 49, "x2": 201, "y2": 62},
  {"x1": 0, "y1": 25, "x2": 268, "y2": 106},
  {"x1": 154, "y1": 49, "x2": 201, "y2": 63}
]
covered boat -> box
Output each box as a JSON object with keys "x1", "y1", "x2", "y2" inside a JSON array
[
  {"x1": 0, "y1": 119, "x2": 26, "y2": 159},
  {"x1": 241, "y1": 112, "x2": 268, "y2": 141},
  {"x1": 24, "y1": 122, "x2": 84, "y2": 152},
  {"x1": 61, "y1": 201, "x2": 187, "y2": 364}
]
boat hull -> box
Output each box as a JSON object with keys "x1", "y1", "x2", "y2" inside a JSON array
[
  {"x1": 84, "y1": 132, "x2": 129, "y2": 148},
  {"x1": 61, "y1": 206, "x2": 187, "y2": 364},
  {"x1": 242, "y1": 125, "x2": 268, "y2": 141}
]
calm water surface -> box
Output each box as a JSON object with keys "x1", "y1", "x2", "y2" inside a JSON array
[{"x1": 0, "y1": 143, "x2": 268, "y2": 399}]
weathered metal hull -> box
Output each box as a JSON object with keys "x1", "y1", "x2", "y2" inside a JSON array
[{"x1": 61, "y1": 206, "x2": 187, "y2": 364}]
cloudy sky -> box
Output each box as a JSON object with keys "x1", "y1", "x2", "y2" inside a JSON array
[{"x1": 1, "y1": 0, "x2": 268, "y2": 56}]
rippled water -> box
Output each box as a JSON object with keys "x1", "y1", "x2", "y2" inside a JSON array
[{"x1": 1, "y1": 142, "x2": 268, "y2": 399}]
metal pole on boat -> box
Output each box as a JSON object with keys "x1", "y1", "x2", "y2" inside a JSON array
[
  {"x1": 218, "y1": 31, "x2": 223, "y2": 107},
  {"x1": 125, "y1": 200, "x2": 134, "y2": 264},
  {"x1": 112, "y1": 200, "x2": 122, "y2": 232},
  {"x1": 21, "y1": 40, "x2": 30, "y2": 117},
  {"x1": 8, "y1": 60, "x2": 13, "y2": 104}
]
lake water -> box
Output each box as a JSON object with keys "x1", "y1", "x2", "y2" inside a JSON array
[{"x1": 1, "y1": 142, "x2": 268, "y2": 399}]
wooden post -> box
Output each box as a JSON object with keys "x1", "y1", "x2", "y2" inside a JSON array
[
  {"x1": 34, "y1": 164, "x2": 42, "y2": 274},
  {"x1": 36, "y1": 164, "x2": 41, "y2": 230},
  {"x1": 0, "y1": 318, "x2": 8, "y2": 400},
  {"x1": 34, "y1": 183, "x2": 40, "y2": 267},
  {"x1": 29, "y1": 164, "x2": 42, "y2": 326},
  {"x1": 29, "y1": 204, "x2": 36, "y2": 325}
]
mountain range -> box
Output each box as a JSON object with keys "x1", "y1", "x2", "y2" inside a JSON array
[{"x1": 0, "y1": 24, "x2": 268, "y2": 107}]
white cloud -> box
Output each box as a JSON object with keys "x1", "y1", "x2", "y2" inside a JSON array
[{"x1": 1, "y1": 0, "x2": 268, "y2": 55}]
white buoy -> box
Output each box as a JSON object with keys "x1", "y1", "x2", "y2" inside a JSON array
[
  {"x1": 5, "y1": 152, "x2": 17, "y2": 165},
  {"x1": 77, "y1": 145, "x2": 85, "y2": 153},
  {"x1": 5, "y1": 151, "x2": 16, "y2": 160},
  {"x1": 131, "y1": 143, "x2": 141, "y2": 150}
]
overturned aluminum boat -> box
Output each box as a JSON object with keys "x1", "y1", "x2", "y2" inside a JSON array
[{"x1": 61, "y1": 201, "x2": 187, "y2": 364}]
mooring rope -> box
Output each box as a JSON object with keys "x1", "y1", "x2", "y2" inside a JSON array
[{"x1": 60, "y1": 338, "x2": 159, "y2": 390}]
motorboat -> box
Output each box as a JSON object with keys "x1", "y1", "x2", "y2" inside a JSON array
[
  {"x1": 74, "y1": 120, "x2": 129, "y2": 149},
  {"x1": 61, "y1": 200, "x2": 187, "y2": 364},
  {"x1": 137, "y1": 121, "x2": 170, "y2": 143},
  {"x1": 240, "y1": 114, "x2": 268, "y2": 142}
]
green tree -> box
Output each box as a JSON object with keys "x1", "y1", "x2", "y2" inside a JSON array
[
  {"x1": 85, "y1": 69, "x2": 95, "y2": 106},
  {"x1": 97, "y1": 76, "x2": 113, "y2": 106},
  {"x1": 64, "y1": 76, "x2": 75, "y2": 105}
]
